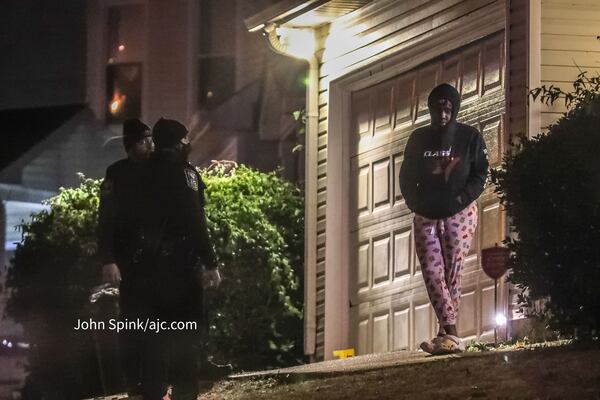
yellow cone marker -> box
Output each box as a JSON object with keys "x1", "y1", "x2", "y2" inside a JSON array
[{"x1": 333, "y1": 348, "x2": 355, "y2": 359}]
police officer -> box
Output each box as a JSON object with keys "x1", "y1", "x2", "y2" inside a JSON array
[
  {"x1": 135, "y1": 117, "x2": 221, "y2": 400},
  {"x1": 97, "y1": 118, "x2": 154, "y2": 395},
  {"x1": 98, "y1": 118, "x2": 154, "y2": 283}
]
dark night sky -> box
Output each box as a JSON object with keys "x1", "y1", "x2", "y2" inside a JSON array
[
  {"x1": 0, "y1": 1, "x2": 87, "y2": 174},
  {"x1": 0, "y1": 0, "x2": 87, "y2": 111}
]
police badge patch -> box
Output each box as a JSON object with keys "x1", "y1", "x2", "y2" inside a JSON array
[{"x1": 185, "y1": 169, "x2": 199, "y2": 191}]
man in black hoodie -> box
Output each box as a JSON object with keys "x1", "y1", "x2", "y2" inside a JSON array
[{"x1": 400, "y1": 83, "x2": 488, "y2": 355}]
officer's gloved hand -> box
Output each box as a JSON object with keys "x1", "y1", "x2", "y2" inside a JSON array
[{"x1": 203, "y1": 268, "x2": 222, "y2": 289}]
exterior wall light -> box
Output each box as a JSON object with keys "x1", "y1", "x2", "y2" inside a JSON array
[{"x1": 275, "y1": 27, "x2": 316, "y2": 60}]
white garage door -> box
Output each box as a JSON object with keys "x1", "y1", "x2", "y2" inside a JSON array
[{"x1": 349, "y1": 31, "x2": 507, "y2": 354}]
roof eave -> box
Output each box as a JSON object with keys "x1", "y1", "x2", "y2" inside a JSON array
[{"x1": 244, "y1": 0, "x2": 330, "y2": 32}]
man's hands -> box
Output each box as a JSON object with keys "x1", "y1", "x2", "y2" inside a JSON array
[
  {"x1": 102, "y1": 263, "x2": 121, "y2": 286},
  {"x1": 202, "y1": 268, "x2": 222, "y2": 289}
]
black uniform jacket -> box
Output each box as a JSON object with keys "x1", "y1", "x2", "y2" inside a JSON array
[
  {"x1": 138, "y1": 149, "x2": 218, "y2": 272},
  {"x1": 97, "y1": 158, "x2": 145, "y2": 267}
]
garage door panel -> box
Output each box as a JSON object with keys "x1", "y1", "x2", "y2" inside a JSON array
[
  {"x1": 357, "y1": 318, "x2": 370, "y2": 355},
  {"x1": 416, "y1": 64, "x2": 440, "y2": 122},
  {"x1": 393, "y1": 229, "x2": 411, "y2": 279},
  {"x1": 469, "y1": 223, "x2": 480, "y2": 260},
  {"x1": 354, "y1": 211, "x2": 414, "y2": 240},
  {"x1": 353, "y1": 207, "x2": 414, "y2": 236},
  {"x1": 353, "y1": 90, "x2": 372, "y2": 139},
  {"x1": 394, "y1": 229, "x2": 412, "y2": 279},
  {"x1": 352, "y1": 164, "x2": 370, "y2": 218},
  {"x1": 442, "y1": 55, "x2": 460, "y2": 88},
  {"x1": 357, "y1": 241, "x2": 370, "y2": 291},
  {"x1": 463, "y1": 253, "x2": 480, "y2": 275},
  {"x1": 481, "y1": 201, "x2": 502, "y2": 250},
  {"x1": 395, "y1": 73, "x2": 416, "y2": 128},
  {"x1": 373, "y1": 312, "x2": 390, "y2": 354},
  {"x1": 352, "y1": 151, "x2": 410, "y2": 231},
  {"x1": 481, "y1": 284, "x2": 496, "y2": 333},
  {"x1": 353, "y1": 218, "x2": 416, "y2": 302},
  {"x1": 393, "y1": 307, "x2": 410, "y2": 351},
  {"x1": 483, "y1": 36, "x2": 503, "y2": 95},
  {"x1": 480, "y1": 115, "x2": 502, "y2": 166},
  {"x1": 459, "y1": 91, "x2": 505, "y2": 124},
  {"x1": 356, "y1": 278, "x2": 425, "y2": 305},
  {"x1": 410, "y1": 223, "x2": 422, "y2": 271},
  {"x1": 372, "y1": 159, "x2": 391, "y2": 211},
  {"x1": 373, "y1": 234, "x2": 391, "y2": 286},
  {"x1": 457, "y1": 289, "x2": 477, "y2": 337},
  {"x1": 393, "y1": 153, "x2": 405, "y2": 205},
  {"x1": 413, "y1": 301, "x2": 435, "y2": 348},
  {"x1": 374, "y1": 82, "x2": 394, "y2": 134},
  {"x1": 461, "y1": 47, "x2": 481, "y2": 102}
]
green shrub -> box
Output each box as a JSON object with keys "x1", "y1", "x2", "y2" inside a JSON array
[
  {"x1": 7, "y1": 175, "x2": 103, "y2": 399},
  {"x1": 202, "y1": 164, "x2": 304, "y2": 370},
  {"x1": 491, "y1": 73, "x2": 600, "y2": 338},
  {"x1": 6, "y1": 165, "x2": 304, "y2": 398}
]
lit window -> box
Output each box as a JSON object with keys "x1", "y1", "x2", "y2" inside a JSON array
[{"x1": 105, "y1": 63, "x2": 141, "y2": 123}]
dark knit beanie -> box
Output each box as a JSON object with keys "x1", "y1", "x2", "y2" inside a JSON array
[
  {"x1": 428, "y1": 83, "x2": 461, "y2": 120},
  {"x1": 123, "y1": 119, "x2": 151, "y2": 151},
  {"x1": 152, "y1": 118, "x2": 188, "y2": 149}
]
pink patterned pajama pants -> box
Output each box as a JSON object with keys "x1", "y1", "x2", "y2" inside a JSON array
[{"x1": 413, "y1": 202, "x2": 478, "y2": 327}]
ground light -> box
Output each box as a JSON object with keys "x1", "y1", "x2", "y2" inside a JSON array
[
  {"x1": 495, "y1": 313, "x2": 508, "y2": 345},
  {"x1": 495, "y1": 314, "x2": 507, "y2": 327}
]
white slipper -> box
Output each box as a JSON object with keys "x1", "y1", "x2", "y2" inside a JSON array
[
  {"x1": 419, "y1": 335, "x2": 445, "y2": 354},
  {"x1": 430, "y1": 334, "x2": 465, "y2": 355}
]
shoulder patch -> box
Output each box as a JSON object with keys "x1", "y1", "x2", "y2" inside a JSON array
[{"x1": 185, "y1": 169, "x2": 199, "y2": 191}]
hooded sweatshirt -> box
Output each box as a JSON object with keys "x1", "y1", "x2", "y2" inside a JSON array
[{"x1": 399, "y1": 84, "x2": 489, "y2": 219}]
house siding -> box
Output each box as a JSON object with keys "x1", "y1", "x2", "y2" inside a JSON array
[
  {"x1": 540, "y1": 0, "x2": 600, "y2": 128},
  {"x1": 507, "y1": 0, "x2": 529, "y2": 138}
]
